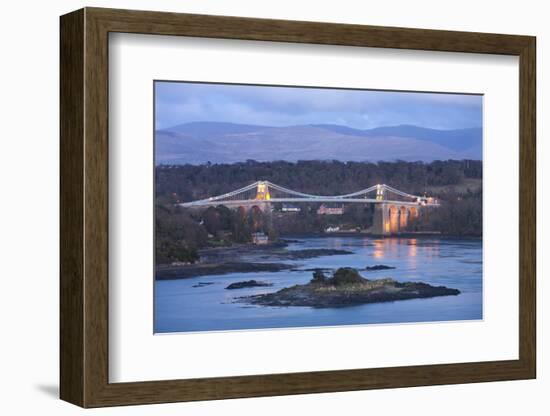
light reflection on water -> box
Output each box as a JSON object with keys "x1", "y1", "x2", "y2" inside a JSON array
[{"x1": 155, "y1": 236, "x2": 482, "y2": 333}]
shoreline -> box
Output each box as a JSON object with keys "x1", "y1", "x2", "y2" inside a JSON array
[
  {"x1": 155, "y1": 234, "x2": 481, "y2": 280},
  {"x1": 156, "y1": 245, "x2": 353, "y2": 280},
  {"x1": 156, "y1": 262, "x2": 295, "y2": 280},
  {"x1": 279, "y1": 232, "x2": 482, "y2": 240}
]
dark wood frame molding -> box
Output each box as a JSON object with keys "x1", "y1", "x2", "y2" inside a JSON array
[{"x1": 60, "y1": 7, "x2": 536, "y2": 408}]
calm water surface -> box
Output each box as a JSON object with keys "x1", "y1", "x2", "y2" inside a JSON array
[{"x1": 154, "y1": 237, "x2": 482, "y2": 333}]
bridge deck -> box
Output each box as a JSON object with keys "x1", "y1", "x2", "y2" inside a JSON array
[{"x1": 178, "y1": 198, "x2": 438, "y2": 208}]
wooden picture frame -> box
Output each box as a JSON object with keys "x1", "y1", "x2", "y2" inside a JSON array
[{"x1": 60, "y1": 7, "x2": 536, "y2": 408}]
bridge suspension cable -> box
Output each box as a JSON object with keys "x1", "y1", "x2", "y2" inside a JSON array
[
  {"x1": 382, "y1": 184, "x2": 423, "y2": 200},
  {"x1": 265, "y1": 181, "x2": 381, "y2": 199}
]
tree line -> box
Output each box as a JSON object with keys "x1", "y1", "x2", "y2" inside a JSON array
[{"x1": 155, "y1": 159, "x2": 482, "y2": 203}]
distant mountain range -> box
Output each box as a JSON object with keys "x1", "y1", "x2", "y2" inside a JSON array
[{"x1": 155, "y1": 121, "x2": 482, "y2": 165}]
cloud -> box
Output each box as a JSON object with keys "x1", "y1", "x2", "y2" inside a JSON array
[{"x1": 155, "y1": 81, "x2": 482, "y2": 130}]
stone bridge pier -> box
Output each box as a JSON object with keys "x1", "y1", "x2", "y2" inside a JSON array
[{"x1": 372, "y1": 203, "x2": 419, "y2": 236}]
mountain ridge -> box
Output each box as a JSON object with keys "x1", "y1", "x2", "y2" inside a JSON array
[{"x1": 156, "y1": 121, "x2": 482, "y2": 165}]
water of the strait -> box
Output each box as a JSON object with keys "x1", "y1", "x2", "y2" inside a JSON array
[{"x1": 154, "y1": 237, "x2": 482, "y2": 333}]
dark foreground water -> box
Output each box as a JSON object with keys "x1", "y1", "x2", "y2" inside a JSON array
[{"x1": 154, "y1": 237, "x2": 482, "y2": 333}]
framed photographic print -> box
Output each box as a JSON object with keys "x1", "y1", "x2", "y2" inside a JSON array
[{"x1": 60, "y1": 7, "x2": 536, "y2": 407}]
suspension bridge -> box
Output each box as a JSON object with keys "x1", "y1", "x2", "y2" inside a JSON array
[{"x1": 177, "y1": 181, "x2": 439, "y2": 235}]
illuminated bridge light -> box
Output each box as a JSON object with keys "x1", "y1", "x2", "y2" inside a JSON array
[
  {"x1": 376, "y1": 184, "x2": 384, "y2": 201},
  {"x1": 255, "y1": 181, "x2": 271, "y2": 201}
]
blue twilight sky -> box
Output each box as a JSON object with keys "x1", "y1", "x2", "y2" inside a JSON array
[{"x1": 155, "y1": 81, "x2": 482, "y2": 131}]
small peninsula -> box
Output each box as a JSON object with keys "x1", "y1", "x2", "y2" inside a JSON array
[{"x1": 239, "y1": 268, "x2": 460, "y2": 308}]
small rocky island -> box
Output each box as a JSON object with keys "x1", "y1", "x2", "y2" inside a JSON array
[
  {"x1": 365, "y1": 264, "x2": 396, "y2": 271},
  {"x1": 239, "y1": 268, "x2": 460, "y2": 308},
  {"x1": 226, "y1": 280, "x2": 273, "y2": 290}
]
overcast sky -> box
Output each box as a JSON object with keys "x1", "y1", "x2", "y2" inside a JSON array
[{"x1": 155, "y1": 81, "x2": 482, "y2": 130}]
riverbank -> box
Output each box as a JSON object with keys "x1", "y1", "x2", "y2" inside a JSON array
[
  {"x1": 280, "y1": 232, "x2": 481, "y2": 240},
  {"x1": 155, "y1": 242, "x2": 353, "y2": 280},
  {"x1": 155, "y1": 234, "x2": 481, "y2": 280},
  {"x1": 156, "y1": 262, "x2": 295, "y2": 280}
]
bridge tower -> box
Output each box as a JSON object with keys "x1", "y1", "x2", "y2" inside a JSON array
[
  {"x1": 254, "y1": 181, "x2": 272, "y2": 213},
  {"x1": 371, "y1": 184, "x2": 419, "y2": 236},
  {"x1": 372, "y1": 185, "x2": 388, "y2": 235},
  {"x1": 375, "y1": 184, "x2": 385, "y2": 201},
  {"x1": 255, "y1": 181, "x2": 271, "y2": 201}
]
